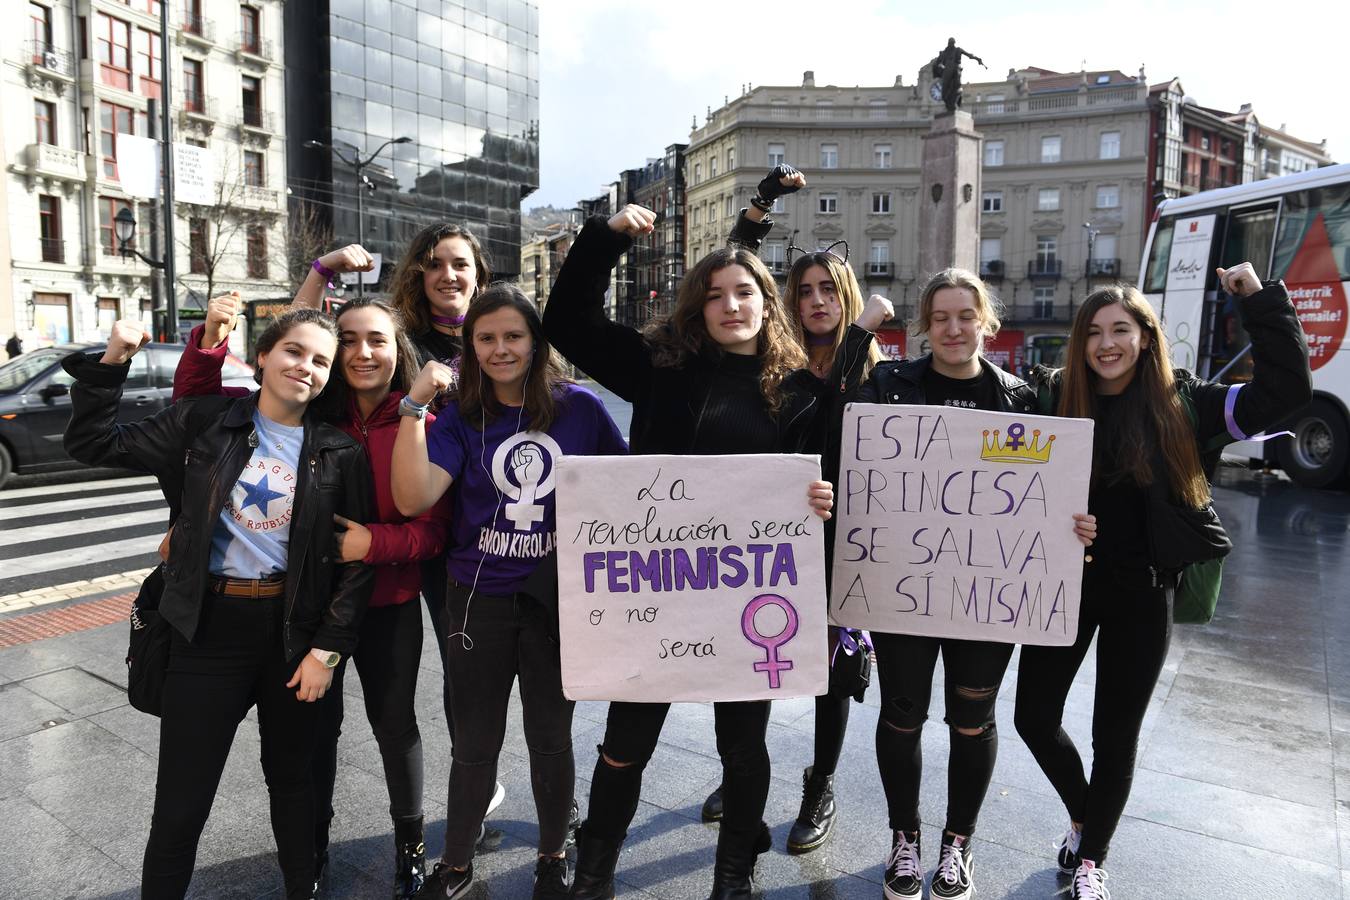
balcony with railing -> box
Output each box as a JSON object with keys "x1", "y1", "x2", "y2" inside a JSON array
[
  {"x1": 26, "y1": 40, "x2": 75, "y2": 79},
  {"x1": 178, "y1": 11, "x2": 215, "y2": 44},
  {"x1": 180, "y1": 90, "x2": 215, "y2": 118},
  {"x1": 1027, "y1": 259, "x2": 1063, "y2": 280},
  {"x1": 1086, "y1": 258, "x2": 1122, "y2": 279},
  {"x1": 865, "y1": 261, "x2": 895, "y2": 279},
  {"x1": 238, "y1": 106, "x2": 275, "y2": 133},
  {"x1": 240, "y1": 184, "x2": 282, "y2": 207},
  {"x1": 234, "y1": 35, "x2": 274, "y2": 65},
  {"x1": 23, "y1": 143, "x2": 85, "y2": 183},
  {"x1": 40, "y1": 237, "x2": 66, "y2": 264},
  {"x1": 979, "y1": 259, "x2": 1005, "y2": 282}
]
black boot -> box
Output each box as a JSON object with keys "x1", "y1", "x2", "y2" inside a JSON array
[
  {"x1": 786, "y1": 766, "x2": 836, "y2": 854},
  {"x1": 569, "y1": 824, "x2": 625, "y2": 900},
  {"x1": 392, "y1": 815, "x2": 427, "y2": 899},
  {"x1": 701, "y1": 783, "x2": 724, "y2": 822},
  {"x1": 310, "y1": 849, "x2": 328, "y2": 899},
  {"x1": 708, "y1": 822, "x2": 772, "y2": 900}
]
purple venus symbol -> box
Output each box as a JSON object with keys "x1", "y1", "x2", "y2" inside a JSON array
[
  {"x1": 741, "y1": 593, "x2": 800, "y2": 689},
  {"x1": 1005, "y1": 422, "x2": 1026, "y2": 450}
]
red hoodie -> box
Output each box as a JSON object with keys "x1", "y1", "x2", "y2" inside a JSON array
[{"x1": 174, "y1": 324, "x2": 450, "y2": 606}]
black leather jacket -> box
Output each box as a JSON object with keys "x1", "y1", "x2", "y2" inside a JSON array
[
  {"x1": 62, "y1": 352, "x2": 374, "y2": 658},
  {"x1": 858, "y1": 354, "x2": 1036, "y2": 412}
]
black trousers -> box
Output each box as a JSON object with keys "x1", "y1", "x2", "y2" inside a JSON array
[
  {"x1": 440, "y1": 581, "x2": 574, "y2": 866},
  {"x1": 313, "y1": 598, "x2": 426, "y2": 853},
  {"x1": 1014, "y1": 564, "x2": 1172, "y2": 863},
  {"x1": 872, "y1": 633, "x2": 1014, "y2": 836},
  {"x1": 422, "y1": 559, "x2": 453, "y2": 738},
  {"x1": 586, "y1": 698, "x2": 772, "y2": 843},
  {"x1": 141, "y1": 593, "x2": 319, "y2": 900}
]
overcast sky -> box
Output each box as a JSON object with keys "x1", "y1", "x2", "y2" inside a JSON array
[{"x1": 531, "y1": 0, "x2": 1343, "y2": 210}]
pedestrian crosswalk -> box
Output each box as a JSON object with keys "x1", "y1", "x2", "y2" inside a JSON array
[{"x1": 0, "y1": 474, "x2": 168, "y2": 598}]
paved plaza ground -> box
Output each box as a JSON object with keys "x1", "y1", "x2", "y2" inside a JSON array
[{"x1": 1, "y1": 467, "x2": 1347, "y2": 899}]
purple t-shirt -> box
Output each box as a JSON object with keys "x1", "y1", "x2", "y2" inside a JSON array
[{"x1": 427, "y1": 383, "x2": 628, "y2": 594}]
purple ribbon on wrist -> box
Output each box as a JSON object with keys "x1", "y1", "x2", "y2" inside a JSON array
[{"x1": 1222, "y1": 383, "x2": 1293, "y2": 443}]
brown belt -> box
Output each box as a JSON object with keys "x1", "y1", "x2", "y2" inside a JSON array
[{"x1": 209, "y1": 575, "x2": 286, "y2": 599}]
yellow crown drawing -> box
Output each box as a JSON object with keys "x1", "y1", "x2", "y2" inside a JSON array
[{"x1": 980, "y1": 423, "x2": 1055, "y2": 464}]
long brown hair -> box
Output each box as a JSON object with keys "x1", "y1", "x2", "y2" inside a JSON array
[
  {"x1": 644, "y1": 247, "x2": 806, "y2": 412},
  {"x1": 1056, "y1": 284, "x2": 1209, "y2": 507},
  {"x1": 388, "y1": 223, "x2": 492, "y2": 335},
  {"x1": 457, "y1": 284, "x2": 571, "y2": 432},
  {"x1": 785, "y1": 252, "x2": 884, "y2": 374}
]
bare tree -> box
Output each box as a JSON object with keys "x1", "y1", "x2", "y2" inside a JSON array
[
  {"x1": 282, "y1": 197, "x2": 335, "y2": 291},
  {"x1": 175, "y1": 148, "x2": 280, "y2": 302}
]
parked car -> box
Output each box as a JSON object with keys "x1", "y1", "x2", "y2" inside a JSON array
[{"x1": 0, "y1": 342, "x2": 255, "y2": 486}]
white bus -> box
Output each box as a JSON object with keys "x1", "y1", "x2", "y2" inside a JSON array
[{"x1": 1139, "y1": 163, "x2": 1350, "y2": 488}]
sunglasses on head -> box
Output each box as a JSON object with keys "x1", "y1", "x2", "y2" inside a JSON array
[{"x1": 786, "y1": 239, "x2": 849, "y2": 267}]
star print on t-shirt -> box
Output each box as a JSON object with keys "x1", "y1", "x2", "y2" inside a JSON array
[{"x1": 239, "y1": 473, "x2": 286, "y2": 515}]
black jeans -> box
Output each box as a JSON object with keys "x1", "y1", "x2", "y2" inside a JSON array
[
  {"x1": 440, "y1": 581, "x2": 574, "y2": 866},
  {"x1": 586, "y1": 699, "x2": 772, "y2": 842},
  {"x1": 872, "y1": 633, "x2": 1014, "y2": 836},
  {"x1": 313, "y1": 598, "x2": 426, "y2": 853},
  {"x1": 141, "y1": 593, "x2": 319, "y2": 900},
  {"x1": 1013, "y1": 564, "x2": 1172, "y2": 863},
  {"x1": 813, "y1": 692, "x2": 851, "y2": 777},
  {"x1": 422, "y1": 559, "x2": 453, "y2": 737}
]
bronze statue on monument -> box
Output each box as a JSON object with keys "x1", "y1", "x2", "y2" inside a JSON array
[{"x1": 930, "y1": 38, "x2": 986, "y2": 113}]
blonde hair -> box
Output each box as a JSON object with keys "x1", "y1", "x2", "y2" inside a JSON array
[
  {"x1": 785, "y1": 252, "x2": 884, "y2": 374},
  {"x1": 913, "y1": 267, "x2": 1002, "y2": 338}
]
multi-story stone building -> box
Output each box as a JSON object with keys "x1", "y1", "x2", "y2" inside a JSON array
[
  {"x1": 615, "y1": 143, "x2": 686, "y2": 327},
  {"x1": 284, "y1": 0, "x2": 539, "y2": 283},
  {"x1": 684, "y1": 67, "x2": 1332, "y2": 365},
  {"x1": 519, "y1": 219, "x2": 577, "y2": 309},
  {"x1": 4, "y1": 0, "x2": 291, "y2": 347}
]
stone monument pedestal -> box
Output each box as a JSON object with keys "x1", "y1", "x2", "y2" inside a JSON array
[{"x1": 918, "y1": 110, "x2": 983, "y2": 280}]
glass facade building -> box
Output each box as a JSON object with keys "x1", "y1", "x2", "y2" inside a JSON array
[{"x1": 284, "y1": 0, "x2": 539, "y2": 281}]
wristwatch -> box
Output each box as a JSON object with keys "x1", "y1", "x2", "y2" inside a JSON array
[
  {"x1": 310, "y1": 648, "x2": 341, "y2": 668},
  {"x1": 399, "y1": 395, "x2": 430, "y2": 419}
]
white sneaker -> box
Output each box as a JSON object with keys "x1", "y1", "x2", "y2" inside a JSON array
[
  {"x1": 1056, "y1": 822, "x2": 1082, "y2": 873},
  {"x1": 486, "y1": 780, "x2": 506, "y2": 816},
  {"x1": 1070, "y1": 860, "x2": 1110, "y2": 900}
]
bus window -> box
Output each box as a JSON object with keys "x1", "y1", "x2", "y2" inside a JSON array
[
  {"x1": 1271, "y1": 184, "x2": 1350, "y2": 280},
  {"x1": 1219, "y1": 203, "x2": 1278, "y2": 278},
  {"x1": 1142, "y1": 218, "x2": 1174, "y2": 292}
]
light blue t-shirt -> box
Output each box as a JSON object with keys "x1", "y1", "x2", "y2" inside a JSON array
[{"x1": 208, "y1": 409, "x2": 304, "y2": 578}]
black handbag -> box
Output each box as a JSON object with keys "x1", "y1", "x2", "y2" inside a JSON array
[
  {"x1": 127, "y1": 564, "x2": 172, "y2": 716},
  {"x1": 828, "y1": 627, "x2": 872, "y2": 703}
]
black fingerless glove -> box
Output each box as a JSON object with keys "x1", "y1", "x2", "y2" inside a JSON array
[{"x1": 755, "y1": 164, "x2": 802, "y2": 203}]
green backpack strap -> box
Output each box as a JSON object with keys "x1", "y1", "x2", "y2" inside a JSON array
[
  {"x1": 1036, "y1": 382, "x2": 1055, "y2": 416},
  {"x1": 1177, "y1": 386, "x2": 1230, "y2": 455}
]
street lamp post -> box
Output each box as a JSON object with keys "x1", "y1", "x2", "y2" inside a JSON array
[
  {"x1": 303, "y1": 136, "x2": 411, "y2": 297},
  {"x1": 114, "y1": 207, "x2": 168, "y2": 337},
  {"x1": 1082, "y1": 221, "x2": 1099, "y2": 287}
]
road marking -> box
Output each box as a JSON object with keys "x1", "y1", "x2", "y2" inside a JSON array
[
  {"x1": 0, "y1": 508, "x2": 169, "y2": 548},
  {"x1": 0, "y1": 489, "x2": 163, "y2": 522},
  {"x1": 0, "y1": 535, "x2": 163, "y2": 578},
  {"x1": 0, "y1": 568, "x2": 155, "y2": 613},
  {"x1": 0, "y1": 475, "x2": 157, "y2": 501}
]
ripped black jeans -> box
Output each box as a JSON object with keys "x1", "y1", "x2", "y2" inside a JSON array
[{"x1": 872, "y1": 633, "x2": 1014, "y2": 836}]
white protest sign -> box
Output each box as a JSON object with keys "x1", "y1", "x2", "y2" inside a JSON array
[
  {"x1": 1165, "y1": 214, "x2": 1216, "y2": 293},
  {"x1": 555, "y1": 454, "x2": 829, "y2": 702},
  {"x1": 173, "y1": 143, "x2": 215, "y2": 206},
  {"x1": 117, "y1": 134, "x2": 160, "y2": 199},
  {"x1": 830, "y1": 404, "x2": 1092, "y2": 646}
]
